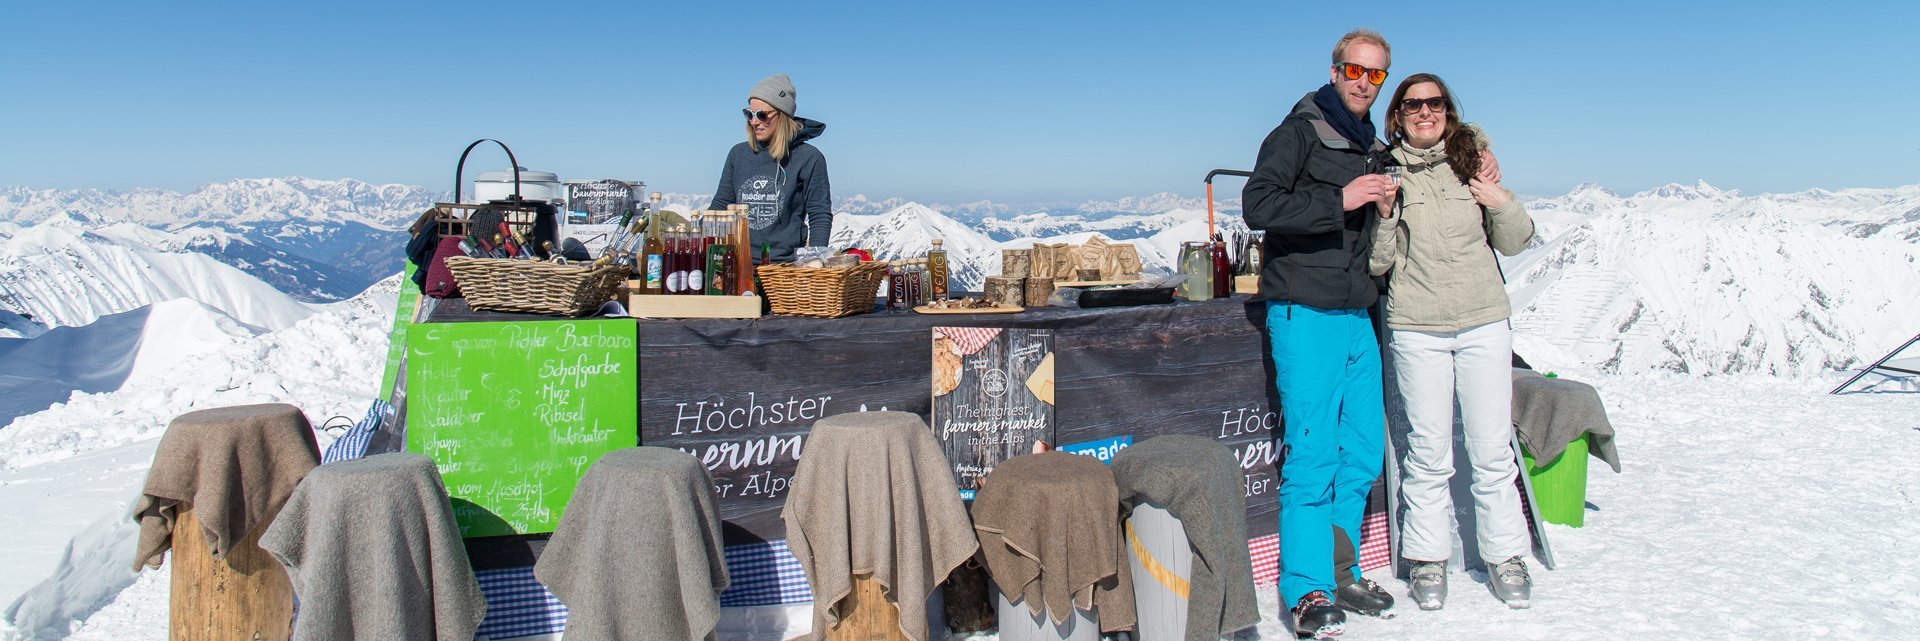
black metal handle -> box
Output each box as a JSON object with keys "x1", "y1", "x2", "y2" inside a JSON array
[
  {"x1": 453, "y1": 139, "x2": 521, "y2": 203},
  {"x1": 1204, "y1": 169, "x2": 1253, "y2": 184}
]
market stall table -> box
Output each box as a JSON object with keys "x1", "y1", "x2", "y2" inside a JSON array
[{"x1": 380, "y1": 295, "x2": 1395, "y2": 637}]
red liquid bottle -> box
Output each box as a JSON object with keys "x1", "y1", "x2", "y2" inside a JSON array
[
  {"x1": 887, "y1": 262, "x2": 905, "y2": 310},
  {"x1": 1210, "y1": 240, "x2": 1231, "y2": 299},
  {"x1": 665, "y1": 226, "x2": 685, "y2": 294}
]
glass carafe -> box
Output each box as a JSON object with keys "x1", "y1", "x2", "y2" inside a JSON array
[{"x1": 1178, "y1": 241, "x2": 1214, "y2": 302}]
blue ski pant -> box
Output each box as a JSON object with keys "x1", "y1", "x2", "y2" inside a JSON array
[{"x1": 1268, "y1": 301, "x2": 1386, "y2": 606}]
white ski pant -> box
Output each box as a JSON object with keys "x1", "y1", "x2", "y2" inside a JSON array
[{"x1": 1390, "y1": 320, "x2": 1531, "y2": 564}]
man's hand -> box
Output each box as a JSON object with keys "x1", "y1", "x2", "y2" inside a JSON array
[
  {"x1": 1343, "y1": 174, "x2": 1395, "y2": 211},
  {"x1": 1468, "y1": 177, "x2": 1510, "y2": 208},
  {"x1": 1478, "y1": 149, "x2": 1502, "y2": 183}
]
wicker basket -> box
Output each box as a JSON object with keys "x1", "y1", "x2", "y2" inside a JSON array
[
  {"x1": 443, "y1": 257, "x2": 627, "y2": 316},
  {"x1": 758, "y1": 262, "x2": 888, "y2": 318}
]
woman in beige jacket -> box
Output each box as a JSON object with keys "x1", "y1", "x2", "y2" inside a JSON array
[{"x1": 1370, "y1": 73, "x2": 1536, "y2": 612}]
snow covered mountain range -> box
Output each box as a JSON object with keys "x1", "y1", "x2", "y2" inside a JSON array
[
  {"x1": 1505, "y1": 181, "x2": 1919, "y2": 375},
  {"x1": 1, "y1": 178, "x2": 440, "y2": 304},
  {"x1": 4, "y1": 178, "x2": 1917, "y2": 378}
]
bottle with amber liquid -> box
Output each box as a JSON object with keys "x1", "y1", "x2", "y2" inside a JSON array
[
  {"x1": 927, "y1": 238, "x2": 950, "y2": 299},
  {"x1": 730, "y1": 204, "x2": 754, "y2": 295}
]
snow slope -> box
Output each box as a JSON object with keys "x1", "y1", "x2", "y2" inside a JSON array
[
  {"x1": 0, "y1": 221, "x2": 315, "y2": 332},
  {"x1": 0, "y1": 307, "x2": 147, "y2": 429},
  {"x1": 0, "y1": 278, "x2": 396, "y2": 638},
  {"x1": 11, "y1": 370, "x2": 1916, "y2": 641}
]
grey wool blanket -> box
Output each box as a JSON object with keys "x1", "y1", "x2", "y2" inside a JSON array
[
  {"x1": 1513, "y1": 369, "x2": 1622, "y2": 473},
  {"x1": 534, "y1": 447, "x2": 729, "y2": 641},
  {"x1": 972, "y1": 451, "x2": 1137, "y2": 633},
  {"x1": 1110, "y1": 435, "x2": 1260, "y2": 640},
  {"x1": 781, "y1": 411, "x2": 979, "y2": 641},
  {"x1": 132, "y1": 403, "x2": 319, "y2": 570},
  {"x1": 258, "y1": 452, "x2": 486, "y2": 641}
]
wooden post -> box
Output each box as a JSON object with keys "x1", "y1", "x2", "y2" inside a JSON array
[
  {"x1": 169, "y1": 507, "x2": 294, "y2": 641},
  {"x1": 826, "y1": 573, "x2": 908, "y2": 641}
]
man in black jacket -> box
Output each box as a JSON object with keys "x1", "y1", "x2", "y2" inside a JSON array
[{"x1": 1241, "y1": 28, "x2": 1400, "y2": 638}]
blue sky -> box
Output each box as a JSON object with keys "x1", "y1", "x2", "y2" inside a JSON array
[{"x1": 3, "y1": 1, "x2": 1915, "y2": 204}]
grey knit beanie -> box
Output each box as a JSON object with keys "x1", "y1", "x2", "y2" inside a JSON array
[{"x1": 749, "y1": 74, "x2": 797, "y2": 116}]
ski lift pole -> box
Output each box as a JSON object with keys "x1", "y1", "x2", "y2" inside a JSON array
[
  {"x1": 1829, "y1": 332, "x2": 1920, "y2": 394},
  {"x1": 1204, "y1": 169, "x2": 1253, "y2": 239}
]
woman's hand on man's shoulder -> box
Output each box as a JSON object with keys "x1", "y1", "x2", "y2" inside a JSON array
[{"x1": 1468, "y1": 177, "x2": 1511, "y2": 209}]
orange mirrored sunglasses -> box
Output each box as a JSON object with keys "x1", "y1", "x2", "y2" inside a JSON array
[{"x1": 1335, "y1": 62, "x2": 1389, "y2": 86}]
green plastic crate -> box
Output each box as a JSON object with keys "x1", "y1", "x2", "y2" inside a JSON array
[{"x1": 1522, "y1": 436, "x2": 1590, "y2": 527}]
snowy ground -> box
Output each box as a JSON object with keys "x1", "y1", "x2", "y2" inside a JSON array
[
  {"x1": 2, "y1": 274, "x2": 1916, "y2": 639},
  {"x1": 0, "y1": 282, "x2": 390, "y2": 641}
]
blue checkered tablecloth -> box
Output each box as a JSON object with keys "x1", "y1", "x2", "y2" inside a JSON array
[
  {"x1": 717, "y1": 539, "x2": 813, "y2": 606},
  {"x1": 474, "y1": 567, "x2": 568, "y2": 639},
  {"x1": 319, "y1": 399, "x2": 385, "y2": 464},
  {"x1": 469, "y1": 540, "x2": 812, "y2": 639}
]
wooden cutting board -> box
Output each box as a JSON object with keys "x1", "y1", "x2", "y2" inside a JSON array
[
  {"x1": 913, "y1": 305, "x2": 1025, "y2": 314},
  {"x1": 1052, "y1": 279, "x2": 1142, "y2": 288}
]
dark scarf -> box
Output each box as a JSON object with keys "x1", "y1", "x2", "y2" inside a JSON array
[{"x1": 1312, "y1": 83, "x2": 1376, "y2": 149}]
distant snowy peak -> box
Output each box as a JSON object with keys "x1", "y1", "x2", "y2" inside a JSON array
[
  {"x1": 1527, "y1": 182, "x2": 1920, "y2": 237},
  {"x1": 834, "y1": 194, "x2": 914, "y2": 217},
  {"x1": 831, "y1": 202, "x2": 999, "y2": 265},
  {"x1": 0, "y1": 177, "x2": 440, "y2": 231},
  {"x1": 1074, "y1": 192, "x2": 1238, "y2": 215},
  {"x1": 1639, "y1": 180, "x2": 1738, "y2": 201}
]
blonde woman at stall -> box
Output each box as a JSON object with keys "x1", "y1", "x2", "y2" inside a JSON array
[{"x1": 707, "y1": 73, "x2": 833, "y2": 263}]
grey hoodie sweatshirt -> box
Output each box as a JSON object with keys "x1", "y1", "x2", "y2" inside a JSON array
[{"x1": 708, "y1": 117, "x2": 831, "y2": 262}]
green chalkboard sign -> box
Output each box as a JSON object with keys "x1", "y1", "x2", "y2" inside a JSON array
[{"x1": 405, "y1": 319, "x2": 638, "y2": 537}]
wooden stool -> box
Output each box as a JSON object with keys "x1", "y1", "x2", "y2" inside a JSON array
[
  {"x1": 781, "y1": 411, "x2": 978, "y2": 641},
  {"x1": 828, "y1": 574, "x2": 906, "y2": 641},
  {"x1": 132, "y1": 403, "x2": 317, "y2": 641},
  {"x1": 535, "y1": 447, "x2": 729, "y2": 641},
  {"x1": 169, "y1": 507, "x2": 293, "y2": 641}
]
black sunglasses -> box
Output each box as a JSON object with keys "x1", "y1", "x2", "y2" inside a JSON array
[
  {"x1": 742, "y1": 108, "x2": 778, "y2": 122},
  {"x1": 1398, "y1": 96, "x2": 1448, "y2": 113}
]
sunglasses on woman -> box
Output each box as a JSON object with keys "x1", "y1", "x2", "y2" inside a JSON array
[
  {"x1": 1335, "y1": 62, "x2": 1389, "y2": 86},
  {"x1": 1397, "y1": 96, "x2": 1448, "y2": 113},
  {"x1": 742, "y1": 108, "x2": 778, "y2": 122}
]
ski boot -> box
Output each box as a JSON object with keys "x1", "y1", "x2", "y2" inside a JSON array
[
  {"x1": 1407, "y1": 560, "x2": 1447, "y2": 611},
  {"x1": 1489, "y1": 555, "x2": 1531, "y2": 609},
  {"x1": 1292, "y1": 590, "x2": 1346, "y2": 639},
  {"x1": 1336, "y1": 577, "x2": 1395, "y2": 617}
]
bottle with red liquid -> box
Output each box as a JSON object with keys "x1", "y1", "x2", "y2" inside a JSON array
[
  {"x1": 1209, "y1": 238, "x2": 1231, "y2": 299},
  {"x1": 886, "y1": 261, "x2": 905, "y2": 311},
  {"x1": 666, "y1": 225, "x2": 688, "y2": 295}
]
